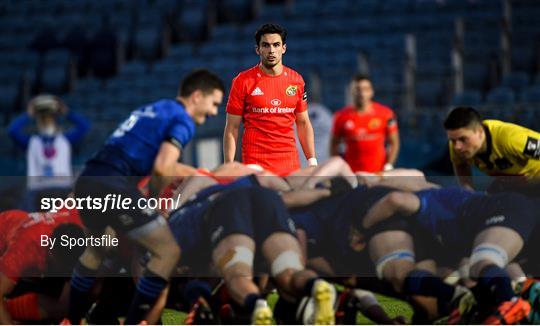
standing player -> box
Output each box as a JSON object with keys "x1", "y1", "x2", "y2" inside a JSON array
[
  {"x1": 330, "y1": 74, "x2": 400, "y2": 173},
  {"x1": 444, "y1": 106, "x2": 540, "y2": 191},
  {"x1": 223, "y1": 23, "x2": 317, "y2": 175},
  {"x1": 66, "y1": 69, "x2": 225, "y2": 324}
]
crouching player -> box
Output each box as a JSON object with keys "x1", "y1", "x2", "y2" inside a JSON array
[
  {"x1": 0, "y1": 209, "x2": 84, "y2": 324},
  {"x1": 362, "y1": 187, "x2": 538, "y2": 324},
  {"x1": 166, "y1": 175, "x2": 336, "y2": 324}
]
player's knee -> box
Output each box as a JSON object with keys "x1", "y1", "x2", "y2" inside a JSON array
[
  {"x1": 270, "y1": 250, "x2": 304, "y2": 277},
  {"x1": 469, "y1": 243, "x2": 509, "y2": 278},
  {"x1": 217, "y1": 246, "x2": 254, "y2": 273},
  {"x1": 375, "y1": 250, "x2": 415, "y2": 287}
]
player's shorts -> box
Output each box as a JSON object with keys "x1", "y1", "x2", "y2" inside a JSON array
[
  {"x1": 462, "y1": 192, "x2": 538, "y2": 244},
  {"x1": 205, "y1": 186, "x2": 296, "y2": 248},
  {"x1": 74, "y1": 162, "x2": 161, "y2": 234},
  {"x1": 168, "y1": 199, "x2": 212, "y2": 272}
]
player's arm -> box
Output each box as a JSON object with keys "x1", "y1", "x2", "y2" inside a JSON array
[
  {"x1": 281, "y1": 189, "x2": 331, "y2": 208},
  {"x1": 386, "y1": 131, "x2": 400, "y2": 167},
  {"x1": 329, "y1": 113, "x2": 343, "y2": 157},
  {"x1": 151, "y1": 142, "x2": 197, "y2": 196},
  {"x1": 299, "y1": 156, "x2": 358, "y2": 190},
  {"x1": 362, "y1": 191, "x2": 421, "y2": 229},
  {"x1": 223, "y1": 113, "x2": 242, "y2": 163},
  {"x1": 0, "y1": 274, "x2": 17, "y2": 324},
  {"x1": 296, "y1": 110, "x2": 317, "y2": 165}
]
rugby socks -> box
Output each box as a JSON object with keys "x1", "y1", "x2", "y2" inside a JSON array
[
  {"x1": 477, "y1": 265, "x2": 515, "y2": 305},
  {"x1": 68, "y1": 262, "x2": 98, "y2": 323},
  {"x1": 183, "y1": 280, "x2": 212, "y2": 307},
  {"x1": 303, "y1": 278, "x2": 317, "y2": 296},
  {"x1": 403, "y1": 269, "x2": 456, "y2": 315},
  {"x1": 243, "y1": 293, "x2": 262, "y2": 313},
  {"x1": 124, "y1": 269, "x2": 168, "y2": 325},
  {"x1": 6, "y1": 293, "x2": 41, "y2": 321}
]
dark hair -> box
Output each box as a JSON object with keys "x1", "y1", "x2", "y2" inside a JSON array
[
  {"x1": 255, "y1": 23, "x2": 287, "y2": 45},
  {"x1": 352, "y1": 73, "x2": 371, "y2": 83},
  {"x1": 179, "y1": 69, "x2": 225, "y2": 97},
  {"x1": 443, "y1": 106, "x2": 483, "y2": 130}
]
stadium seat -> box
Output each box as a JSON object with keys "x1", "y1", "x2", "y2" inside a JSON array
[
  {"x1": 0, "y1": 85, "x2": 19, "y2": 125},
  {"x1": 501, "y1": 72, "x2": 529, "y2": 93},
  {"x1": 452, "y1": 90, "x2": 482, "y2": 106},
  {"x1": 519, "y1": 86, "x2": 540, "y2": 103},
  {"x1": 41, "y1": 66, "x2": 70, "y2": 94},
  {"x1": 485, "y1": 86, "x2": 516, "y2": 105}
]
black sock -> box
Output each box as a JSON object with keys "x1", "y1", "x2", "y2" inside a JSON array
[
  {"x1": 477, "y1": 265, "x2": 515, "y2": 305},
  {"x1": 124, "y1": 269, "x2": 168, "y2": 325},
  {"x1": 243, "y1": 293, "x2": 261, "y2": 313},
  {"x1": 183, "y1": 280, "x2": 212, "y2": 307},
  {"x1": 403, "y1": 269, "x2": 456, "y2": 315},
  {"x1": 303, "y1": 278, "x2": 317, "y2": 297},
  {"x1": 68, "y1": 262, "x2": 98, "y2": 323},
  {"x1": 274, "y1": 298, "x2": 299, "y2": 324}
]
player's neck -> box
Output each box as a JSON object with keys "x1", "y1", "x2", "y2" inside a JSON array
[
  {"x1": 177, "y1": 97, "x2": 192, "y2": 115},
  {"x1": 258, "y1": 62, "x2": 283, "y2": 76},
  {"x1": 354, "y1": 102, "x2": 372, "y2": 113}
]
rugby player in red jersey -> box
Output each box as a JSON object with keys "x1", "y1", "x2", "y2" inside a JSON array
[
  {"x1": 223, "y1": 23, "x2": 317, "y2": 176},
  {"x1": 330, "y1": 74, "x2": 400, "y2": 173},
  {"x1": 0, "y1": 209, "x2": 84, "y2": 324}
]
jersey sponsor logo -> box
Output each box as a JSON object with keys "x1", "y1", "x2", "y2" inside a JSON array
[
  {"x1": 523, "y1": 137, "x2": 540, "y2": 158},
  {"x1": 251, "y1": 87, "x2": 264, "y2": 96},
  {"x1": 251, "y1": 107, "x2": 296, "y2": 114},
  {"x1": 485, "y1": 215, "x2": 505, "y2": 225},
  {"x1": 285, "y1": 85, "x2": 298, "y2": 96},
  {"x1": 368, "y1": 118, "x2": 381, "y2": 129},
  {"x1": 270, "y1": 99, "x2": 282, "y2": 106}
]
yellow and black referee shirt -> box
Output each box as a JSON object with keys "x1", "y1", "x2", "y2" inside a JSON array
[{"x1": 450, "y1": 120, "x2": 540, "y2": 178}]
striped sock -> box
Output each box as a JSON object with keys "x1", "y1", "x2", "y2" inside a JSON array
[
  {"x1": 68, "y1": 262, "x2": 97, "y2": 323},
  {"x1": 124, "y1": 269, "x2": 168, "y2": 324}
]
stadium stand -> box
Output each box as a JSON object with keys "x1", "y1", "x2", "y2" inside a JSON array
[{"x1": 1, "y1": 0, "x2": 540, "y2": 176}]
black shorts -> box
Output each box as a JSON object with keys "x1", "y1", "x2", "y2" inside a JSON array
[
  {"x1": 205, "y1": 187, "x2": 296, "y2": 249},
  {"x1": 461, "y1": 192, "x2": 538, "y2": 245},
  {"x1": 74, "y1": 163, "x2": 160, "y2": 234}
]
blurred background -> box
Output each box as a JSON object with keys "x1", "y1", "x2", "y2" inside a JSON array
[{"x1": 1, "y1": 0, "x2": 540, "y2": 178}]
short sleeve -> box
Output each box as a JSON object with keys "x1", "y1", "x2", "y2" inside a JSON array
[
  {"x1": 296, "y1": 82, "x2": 308, "y2": 113},
  {"x1": 331, "y1": 112, "x2": 344, "y2": 138},
  {"x1": 166, "y1": 115, "x2": 195, "y2": 150},
  {"x1": 386, "y1": 111, "x2": 399, "y2": 134},
  {"x1": 226, "y1": 75, "x2": 245, "y2": 116},
  {"x1": 503, "y1": 128, "x2": 540, "y2": 160}
]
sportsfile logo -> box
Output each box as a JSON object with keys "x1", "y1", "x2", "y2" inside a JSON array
[{"x1": 41, "y1": 194, "x2": 182, "y2": 213}]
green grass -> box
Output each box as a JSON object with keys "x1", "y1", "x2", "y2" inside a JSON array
[{"x1": 161, "y1": 293, "x2": 413, "y2": 325}]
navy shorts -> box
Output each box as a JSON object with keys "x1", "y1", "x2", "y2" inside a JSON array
[
  {"x1": 74, "y1": 163, "x2": 159, "y2": 233},
  {"x1": 205, "y1": 187, "x2": 296, "y2": 248}
]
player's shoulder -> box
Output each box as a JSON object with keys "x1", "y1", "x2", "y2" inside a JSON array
[
  {"x1": 283, "y1": 66, "x2": 305, "y2": 83},
  {"x1": 372, "y1": 102, "x2": 395, "y2": 116},
  {"x1": 234, "y1": 65, "x2": 260, "y2": 80}
]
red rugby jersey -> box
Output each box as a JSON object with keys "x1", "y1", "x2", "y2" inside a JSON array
[
  {"x1": 226, "y1": 65, "x2": 307, "y2": 175},
  {"x1": 332, "y1": 102, "x2": 398, "y2": 172},
  {"x1": 0, "y1": 209, "x2": 82, "y2": 282}
]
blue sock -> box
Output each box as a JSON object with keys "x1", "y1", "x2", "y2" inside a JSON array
[
  {"x1": 68, "y1": 262, "x2": 97, "y2": 323},
  {"x1": 404, "y1": 269, "x2": 456, "y2": 315},
  {"x1": 124, "y1": 269, "x2": 168, "y2": 324},
  {"x1": 477, "y1": 265, "x2": 515, "y2": 305},
  {"x1": 243, "y1": 293, "x2": 261, "y2": 313},
  {"x1": 183, "y1": 280, "x2": 212, "y2": 307}
]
